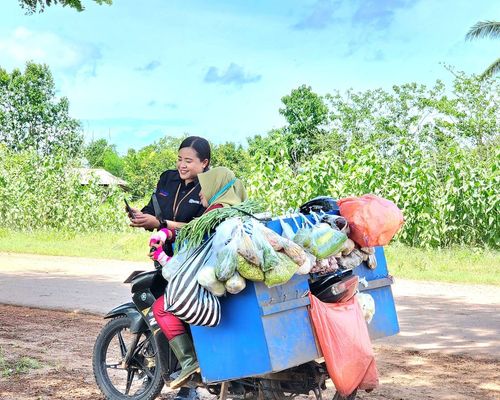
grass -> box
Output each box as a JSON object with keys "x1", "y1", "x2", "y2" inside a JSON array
[
  {"x1": 0, "y1": 228, "x2": 498, "y2": 285},
  {"x1": 384, "y1": 243, "x2": 500, "y2": 286},
  {"x1": 0, "y1": 228, "x2": 150, "y2": 261},
  {"x1": 0, "y1": 347, "x2": 42, "y2": 377}
]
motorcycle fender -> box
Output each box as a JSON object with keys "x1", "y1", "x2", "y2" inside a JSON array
[{"x1": 104, "y1": 302, "x2": 148, "y2": 334}]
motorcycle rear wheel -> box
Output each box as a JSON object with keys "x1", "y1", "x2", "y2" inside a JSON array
[
  {"x1": 332, "y1": 389, "x2": 357, "y2": 400},
  {"x1": 93, "y1": 315, "x2": 164, "y2": 400}
]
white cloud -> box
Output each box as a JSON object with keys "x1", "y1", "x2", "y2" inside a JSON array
[{"x1": 0, "y1": 26, "x2": 101, "y2": 71}]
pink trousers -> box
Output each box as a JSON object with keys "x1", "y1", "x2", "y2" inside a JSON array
[{"x1": 151, "y1": 295, "x2": 186, "y2": 340}]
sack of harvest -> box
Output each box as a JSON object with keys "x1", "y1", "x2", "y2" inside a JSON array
[
  {"x1": 197, "y1": 265, "x2": 226, "y2": 297},
  {"x1": 337, "y1": 194, "x2": 404, "y2": 247},
  {"x1": 237, "y1": 255, "x2": 265, "y2": 282},
  {"x1": 166, "y1": 237, "x2": 221, "y2": 327},
  {"x1": 225, "y1": 271, "x2": 246, "y2": 294},
  {"x1": 264, "y1": 252, "x2": 298, "y2": 287},
  {"x1": 237, "y1": 232, "x2": 263, "y2": 266}
]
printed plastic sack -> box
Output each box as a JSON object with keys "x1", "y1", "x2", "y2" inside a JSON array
[
  {"x1": 309, "y1": 294, "x2": 379, "y2": 396},
  {"x1": 237, "y1": 255, "x2": 265, "y2": 282},
  {"x1": 225, "y1": 271, "x2": 246, "y2": 294},
  {"x1": 264, "y1": 252, "x2": 298, "y2": 287},
  {"x1": 166, "y1": 237, "x2": 221, "y2": 327},
  {"x1": 338, "y1": 194, "x2": 404, "y2": 247},
  {"x1": 197, "y1": 264, "x2": 226, "y2": 297}
]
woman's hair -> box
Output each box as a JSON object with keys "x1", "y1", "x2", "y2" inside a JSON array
[{"x1": 179, "y1": 136, "x2": 211, "y2": 170}]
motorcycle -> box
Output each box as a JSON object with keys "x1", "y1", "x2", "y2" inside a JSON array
[{"x1": 92, "y1": 256, "x2": 361, "y2": 400}]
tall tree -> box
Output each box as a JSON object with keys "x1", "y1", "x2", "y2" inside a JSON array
[
  {"x1": 466, "y1": 20, "x2": 500, "y2": 79},
  {"x1": 84, "y1": 138, "x2": 124, "y2": 177},
  {"x1": 0, "y1": 62, "x2": 83, "y2": 157},
  {"x1": 18, "y1": 0, "x2": 112, "y2": 13}
]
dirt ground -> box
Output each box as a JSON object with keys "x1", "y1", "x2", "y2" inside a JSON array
[{"x1": 0, "y1": 305, "x2": 498, "y2": 400}]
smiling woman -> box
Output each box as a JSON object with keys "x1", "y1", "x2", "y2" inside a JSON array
[{"x1": 128, "y1": 136, "x2": 211, "y2": 255}]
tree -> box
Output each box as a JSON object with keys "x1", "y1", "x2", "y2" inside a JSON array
[
  {"x1": 0, "y1": 62, "x2": 83, "y2": 157},
  {"x1": 18, "y1": 0, "x2": 111, "y2": 13},
  {"x1": 211, "y1": 142, "x2": 251, "y2": 182},
  {"x1": 84, "y1": 138, "x2": 124, "y2": 177},
  {"x1": 466, "y1": 20, "x2": 500, "y2": 79},
  {"x1": 279, "y1": 85, "x2": 329, "y2": 163}
]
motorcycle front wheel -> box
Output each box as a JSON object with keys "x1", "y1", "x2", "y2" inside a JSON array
[{"x1": 93, "y1": 315, "x2": 164, "y2": 400}]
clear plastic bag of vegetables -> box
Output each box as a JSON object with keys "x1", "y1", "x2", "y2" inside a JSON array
[
  {"x1": 215, "y1": 237, "x2": 240, "y2": 281},
  {"x1": 237, "y1": 255, "x2": 265, "y2": 281},
  {"x1": 197, "y1": 263, "x2": 226, "y2": 297},
  {"x1": 237, "y1": 231, "x2": 263, "y2": 266},
  {"x1": 225, "y1": 271, "x2": 246, "y2": 294},
  {"x1": 264, "y1": 252, "x2": 298, "y2": 287},
  {"x1": 251, "y1": 221, "x2": 280, "y2": 272},
  {"x1": 308, "y1": 223, "x2": 348, "y2": 260}
]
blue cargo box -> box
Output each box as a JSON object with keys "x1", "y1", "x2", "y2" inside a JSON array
[{"x1": 191, "y1": 210, "x2": 399, "y2": 383}]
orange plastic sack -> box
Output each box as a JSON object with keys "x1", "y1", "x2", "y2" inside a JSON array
[
  {"x1": 337, "y1": 194, "x2": 404, "y2": 247},
  {"x1": 309, "y1": 294, "x2": 379, "y2": 397}
]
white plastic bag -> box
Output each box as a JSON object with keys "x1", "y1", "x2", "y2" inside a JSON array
[{"x1": 225, "y1": 271, "x2": 246, "y2": 294}]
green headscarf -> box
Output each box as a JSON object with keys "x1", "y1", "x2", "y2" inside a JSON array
[{"x1": 198, "y1": 167, "x2": 247, "y2": 207}]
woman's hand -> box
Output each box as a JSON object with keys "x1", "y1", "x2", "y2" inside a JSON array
[
  {"x1": 149, "y1": 228, "x2": 175, "y2": 247},
  {"x1": 130, "y1": 211, "x2": 160, "y2": 230},
  {"x1": 148, "y1": 244, "x2": 171, "y2": 267}
]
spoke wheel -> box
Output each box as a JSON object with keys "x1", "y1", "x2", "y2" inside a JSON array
[{"x1": 93, "y1": 315, "x2": 164, "y2": 400}]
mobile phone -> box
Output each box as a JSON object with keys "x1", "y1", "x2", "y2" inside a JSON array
[{"x1": 124, "y1": 198, "x2": 135, "y2": 218}]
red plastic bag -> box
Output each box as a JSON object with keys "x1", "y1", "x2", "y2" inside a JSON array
[
  {"x1": 337, "y1": 194, "x2": 404, "y2": 247},
  {"x1": 309, "y1": 294, "x2": 379, "y2": 397}
]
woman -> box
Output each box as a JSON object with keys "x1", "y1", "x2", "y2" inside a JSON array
[
  {"x1": 129, "y1": 136, "x2": 211, "y2": 400},
  {"x1": 150, "y1": 167, "x2": 247, "y2": 390}
]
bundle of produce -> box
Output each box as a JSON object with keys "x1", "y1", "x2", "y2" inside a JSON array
[
  {"x1": 341, "y1": 238, "x2": 356, "y2": 256},
  {"x1": 225, "y1": 271, "x2": 246, "y2": 294},
  {"x1": 296, "y1": 252, "x2": 316, "y2": 275},
  {"x1": 237, "y1": 232, "x2": 263, "y2": 266},
  {"x1": 237, "y1": 255, "x2": 265, "y2": 282},
  {"x1": 252, "y1": 222, "x2": 280, "y2": 272},
  {"x1": 175, "y1": 200, "x2": 264, "y2": 253},
  {"x1": 264, "y1": 252, "x2": 298, "y2": 287},
  {"x1": 261, "y1": 225, "x2": 285, "y2": 251},
  {"x1": 337, "y1": 248, "x2": 364, "y2": 270},
  {"x1": 215, "y1": 236, "x2": 239, "y2": 281},
  {"x1": 281, "y1": 238, "x2": 307, "y2": 265},
  {"x1": 367, "y1": 254, "x2": 377, "y2": 270},
  {"x1": 311, "y1": 255, "x2": 338, "y2": 275},
  {"x1": 197, "y1": 265, "x2": 226, "y2": 297},
  {"x1": 305, "y1": 223, "x2": 348, "y2": 260}
]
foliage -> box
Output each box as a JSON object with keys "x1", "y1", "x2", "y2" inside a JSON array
[
  {"x1": 0, "y1": 62, "x2": 83, "y2": 157},
  {"x1": 84, "y1": 138, "x2": 124, "y2": 177},
  {"x1": 0, "y1": 347, "x2": 41, "y2": 377},
  {"x1": 211, "y1": 141, "x2": 252, "y2": 182},
  {"x1": 465, "y1": 20, "x2": 500, "y2": 79},
  {"x1": 19, "y1": 0, "x2": 112, "y2": 13},
  {"x1": 0, "y1": 146, "x2": 128, "y2": 232}
]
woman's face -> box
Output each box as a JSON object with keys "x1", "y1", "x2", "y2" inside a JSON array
[
  {"x1": 199, "y1": 191, "x2": 208, "y2": 208},
  {"x1": 177, "y1": 147, "x2": 208, "y2": 183}
]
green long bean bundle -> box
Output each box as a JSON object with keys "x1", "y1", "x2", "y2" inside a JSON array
[{"x1": 175, "y1": 200, "x2": 264, "y2": 253}]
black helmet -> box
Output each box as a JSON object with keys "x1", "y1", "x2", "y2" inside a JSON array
[{"x1": 299, "y1": 196, "x2": 339, "y2": 214}]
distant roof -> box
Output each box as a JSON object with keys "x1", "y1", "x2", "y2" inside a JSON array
[{"x1": 75, "y1": 168, "x2": 128, "y2": 189}]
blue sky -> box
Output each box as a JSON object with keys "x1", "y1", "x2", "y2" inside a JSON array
[{"x1": 0, "y1": 0, "x2": 498, "y2": 153}]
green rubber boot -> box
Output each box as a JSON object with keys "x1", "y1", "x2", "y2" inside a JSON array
[{"x1": 169, "y1": 334, "x2": 200, "y2": 389}]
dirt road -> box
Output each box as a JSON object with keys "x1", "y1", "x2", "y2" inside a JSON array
[{"x1": 1, "y1": 252, "x2": 499, "y2": 399}]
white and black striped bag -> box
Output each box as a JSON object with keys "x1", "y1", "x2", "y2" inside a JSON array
[{"x1": 165, "y1": 237, "x2": 221, "y2": 327}]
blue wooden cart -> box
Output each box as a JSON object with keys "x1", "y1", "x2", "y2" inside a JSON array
[{"x1": 191, "y1": 206, "x2": 399, "y2": 386}]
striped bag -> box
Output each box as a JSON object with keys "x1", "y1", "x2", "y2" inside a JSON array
[{"x1": 165, "y1": 236, "x2": 221, "y2": 327}]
